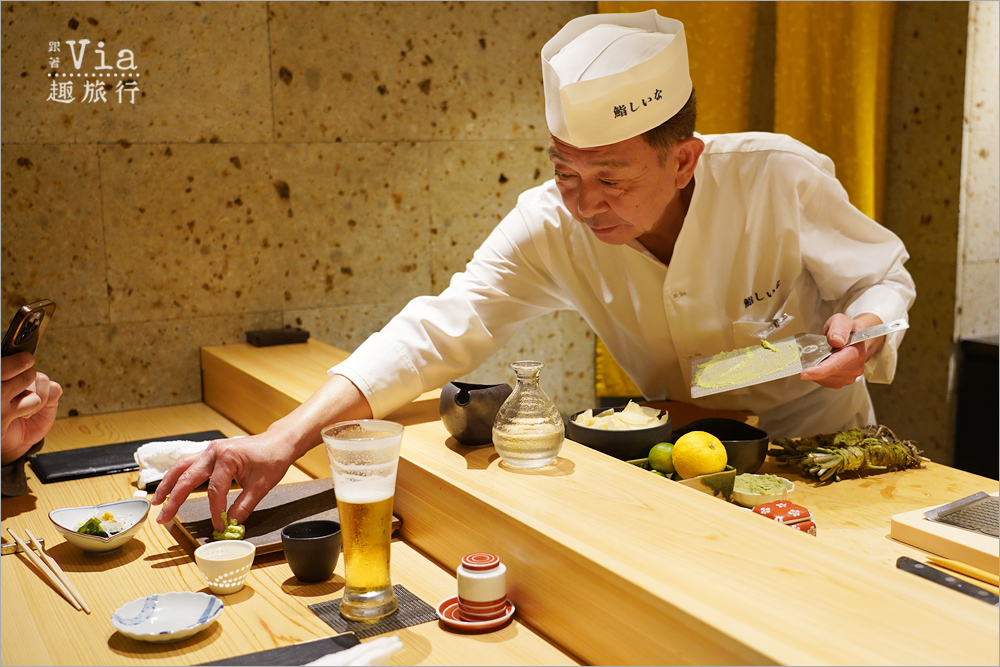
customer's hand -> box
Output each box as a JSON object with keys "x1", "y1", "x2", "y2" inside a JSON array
[{"x1": 2, "y1": 352, "x2": 62, "y2": 465}]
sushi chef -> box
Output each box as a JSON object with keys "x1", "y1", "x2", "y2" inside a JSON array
[{"x1": 154, "y1": 10, "x2": 915, "y2": 529}]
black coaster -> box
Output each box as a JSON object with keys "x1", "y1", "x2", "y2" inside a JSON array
[{"x1": 308, "y1": 585, "x2": 438, "y2": 639}]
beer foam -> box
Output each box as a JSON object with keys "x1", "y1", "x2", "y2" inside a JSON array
[{"x1": 333, "y1": 480, "x2": 396, "y2": 505}]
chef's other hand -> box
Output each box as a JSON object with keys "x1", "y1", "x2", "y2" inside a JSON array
[
  {"x1": 799, "y1": 313, "x2": 885, "y2": 389},
  {"x1": 2, "y1": 352, "x2": 62, "y2": 465},
  {"x1": 152, "y1": 431, "x2": 298, "y2": 532}
]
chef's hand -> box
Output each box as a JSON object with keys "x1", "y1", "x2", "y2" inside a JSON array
[
  {"x1": 151, "y1": 373, "x2": 372, "y2": 532},
  {"x1": 152, "y1": 430, "x2": 300, "y2": 532},
  {"x1": 2, "y1": 352, "x2": 62, "y2": 465},
  {"x1": 799, "y1": 313, "x2": 885, "y2": 389}
]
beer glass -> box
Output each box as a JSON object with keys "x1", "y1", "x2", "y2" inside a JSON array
[{"x1": 322, "y1": 419, "x2": 404, "y2": 622}]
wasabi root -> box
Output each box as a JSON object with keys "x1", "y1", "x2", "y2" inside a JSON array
[
  {"x1": 770, "y1": 424, "x2": 927, "y2": 482},
  {"x1": 212, "y1": 511, "x2": 246, "y2": 541}
]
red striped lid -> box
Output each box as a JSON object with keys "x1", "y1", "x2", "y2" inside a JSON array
[{"x1": 461, "y1": 552, "x2": 501, "y2": 571}]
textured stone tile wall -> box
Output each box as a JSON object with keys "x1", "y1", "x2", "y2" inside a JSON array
[
  {"x1": 870, "y1": 1, "x2": 974, "y2": 465},
  {"x1": 1, "y1": 1, "x2": 597, "y2": 419},
  {"x1": 958, "y1": 0, "x2": 999, "y2": 339}
]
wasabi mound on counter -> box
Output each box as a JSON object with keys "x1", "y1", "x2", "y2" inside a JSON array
[
  {"x1": 212, "y1": 512, "x2": 246, "y2": 541},
  {"x1": 573, "y1": 400, "x2": 668, "y2": 430}
]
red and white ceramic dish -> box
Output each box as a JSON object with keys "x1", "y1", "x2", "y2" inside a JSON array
[
  {"x1": 437, "y1": 596, "x2": 515, "y2": 630},
  {"x1": 752, "y1": 500, "x2": 817, "y2": 535}
]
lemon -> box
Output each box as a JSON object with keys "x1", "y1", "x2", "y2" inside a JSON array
[
  {"x1": 647, "y1": 442, "x2": 675, "y2": 474},
  {"x1": 671, "y1": 431, "x2": 727, "y2": 479}
]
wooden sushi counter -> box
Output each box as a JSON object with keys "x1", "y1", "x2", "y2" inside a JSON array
[{"x1": 2, "y1": 338, "x2": 997, "y2": 665}]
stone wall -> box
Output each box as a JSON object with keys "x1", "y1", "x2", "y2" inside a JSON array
[{"x1": 1, "y1": 1, "x2": 597, "y2": 419}]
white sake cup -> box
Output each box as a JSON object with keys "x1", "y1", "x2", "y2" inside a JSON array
[{"x1": 194, "y1": 540, "x2": 256, "y2": 595}]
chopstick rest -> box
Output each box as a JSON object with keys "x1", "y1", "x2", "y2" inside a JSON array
[
  {"x1": 24, "y1": 528, "x2": 90, "y2": 614},
  {"x1": 1, "y1": 537, "x2": 43, "y2": 555},
  {"x1": 5, "y1": 528, "x2": 80, "y2": 611}
]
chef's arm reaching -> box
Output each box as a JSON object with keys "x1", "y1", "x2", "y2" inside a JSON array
[
  {"x1": 151, "y1": 373, "x2": 372, "y2": 532},
  {"x1": 799, "y1": 312, "x2": 885, "y2": 389}
]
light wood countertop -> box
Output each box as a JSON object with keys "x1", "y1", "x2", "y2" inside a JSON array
[
  {"x1": 0, "y1": 403, "x2": 575, "y2": 666},
  {"x1": 199, "y1": 339, "x2": 1000, "y2": 666}
]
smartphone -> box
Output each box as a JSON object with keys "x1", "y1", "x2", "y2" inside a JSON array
[{"x1": 1, "y1": 299, "x2": 56, "y2": 358}]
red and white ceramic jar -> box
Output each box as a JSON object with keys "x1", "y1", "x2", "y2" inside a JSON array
[{"x1": 457, "y1": 552, "x2": 507, "y2": 622}]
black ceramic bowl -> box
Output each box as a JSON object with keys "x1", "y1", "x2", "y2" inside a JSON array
[
  {"x1": 671, "y1": 418, "x2": 769, "y2": 475},
  {"x1": 280, "y1": 519, "x2": 342, "y2": 583},
  {"x1": 566, "y1": 407, "x2": 673, "y2": 461}
]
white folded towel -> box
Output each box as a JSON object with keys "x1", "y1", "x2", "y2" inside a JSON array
[
  {"x1": 133, "y1": 439, "x2": 212, "y2": 490},
  {"x1": 305, "y1": 636, "x2": 404, "y2": 666}
]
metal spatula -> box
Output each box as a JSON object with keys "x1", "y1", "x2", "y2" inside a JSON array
[{"x1": 689, "y1": 319, "x2": 909, "y2": 398}]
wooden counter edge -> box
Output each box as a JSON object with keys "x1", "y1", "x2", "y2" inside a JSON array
[{"x1": 201, "y1": 342, "x2": 1000, "y2": 667}]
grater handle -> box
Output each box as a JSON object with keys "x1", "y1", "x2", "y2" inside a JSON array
[{"x1": 844, "y1": 319, "x2": 909, "y2": 346}]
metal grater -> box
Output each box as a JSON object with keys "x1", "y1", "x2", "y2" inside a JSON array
[
  {"x1": 690, "y1": 319, "x2": 909, "y2": 398},
  {"x1": 924, "y1": 492, "x2": 999, "y2": 538}
]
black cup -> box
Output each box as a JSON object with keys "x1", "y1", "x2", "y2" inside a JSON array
[{"x1": 280, "y1": 519, "x2": 342, "y2": 583}]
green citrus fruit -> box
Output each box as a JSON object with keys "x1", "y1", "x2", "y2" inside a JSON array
[{"x1": 648, "y1": 442, "x2": 675, "y2": 474}]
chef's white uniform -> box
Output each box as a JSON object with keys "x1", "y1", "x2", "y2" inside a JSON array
[{"x1": 332, "y1": 132, "x2": 916, "y2": 437}]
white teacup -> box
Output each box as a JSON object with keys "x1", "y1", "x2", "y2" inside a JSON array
[{"x1": 194, "y1": 540, "x2": 256, "y2": 595}]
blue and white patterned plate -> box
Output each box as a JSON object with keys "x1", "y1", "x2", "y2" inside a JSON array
[{"x1": 111, "y1": 592, "x2": 223, "y2": 643}]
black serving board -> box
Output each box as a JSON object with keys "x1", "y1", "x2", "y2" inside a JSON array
[
  {"x1": 200, "y1": 633, "x2": 359, "y2": 665},
  {"x1": 29, "y1": 430, "x2": 225, "y2": 484},
  {"x1": 174, "y1": 478, "x2": 401, "y2": 555}
]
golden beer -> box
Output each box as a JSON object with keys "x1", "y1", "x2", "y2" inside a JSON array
[
  {"x1": 322, "y1": 420, "x2": 403, "y2": 622},
  {"x1": 337, "y1": 496, "x2": 394, "y2": 598}
]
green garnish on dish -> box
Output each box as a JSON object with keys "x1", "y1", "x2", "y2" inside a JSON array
[{"x1": 77, "y1": 510, "x2": 127, "y2": 538}]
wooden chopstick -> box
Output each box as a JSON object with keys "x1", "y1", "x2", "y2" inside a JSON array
[
  {"x1": 4, "y1": 528, "x2": 81, "y2": 612},
  {"x1": 24, "y1": 528, "x2": 91, "y2": 614},
  {"x1": 927, "y1": 556, "x2": 1000, "y2": 587}
]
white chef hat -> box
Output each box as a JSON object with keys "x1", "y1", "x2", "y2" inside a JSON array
[{"x1": 542, "y1": 10, "x2": 691, "y2": 148}]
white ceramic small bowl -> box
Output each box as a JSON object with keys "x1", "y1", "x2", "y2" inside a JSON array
[
  {"x1": 731, "y1": 475, "x2": 795, "y2": 508},
  {"x1": 111, "y1": 591, "x2": 223, "y2": 643},
  {"x1": 48, "y1": 498, "x2": 150, "y2": 553},
  {"x1": 194, "y1": 540, "x2": 256, "y2": 594}
]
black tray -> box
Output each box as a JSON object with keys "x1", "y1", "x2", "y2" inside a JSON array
[{"x1": 29, "y1": 430, "x2": 225, "y2": 484}]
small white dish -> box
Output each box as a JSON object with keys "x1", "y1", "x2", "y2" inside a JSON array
[
  {"x1": 49, "y1": 498, "x2": 150, "y2": 553},
  {"x1": 111, "y1": 592, "x2": 223, "y2": 643},
  {"x1": 731, "y1": 475, "x2": 795, "y2": 508},
  {"x1": 437, "y1": 596, "x2": 514, "y2": 631}
]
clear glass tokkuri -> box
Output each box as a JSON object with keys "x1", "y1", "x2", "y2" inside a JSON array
[
  {"x1": 321, "y1": 419, "x2": 403, "y2": 622},
  {"x1": 491, "y1": 361, "x2": 564, "y2": 468}
]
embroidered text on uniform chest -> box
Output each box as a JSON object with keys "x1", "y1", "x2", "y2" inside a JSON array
[{"x1": 743, "y1": 280, "x2": 780, "y2": 308}]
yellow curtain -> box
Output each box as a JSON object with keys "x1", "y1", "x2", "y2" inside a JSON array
[
  {"x1": 592, "y1": 1, "x2": 893, "y2": 398},
  {"x1": 774, "y1": 1, "x2": 895, "y2": 223}
]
